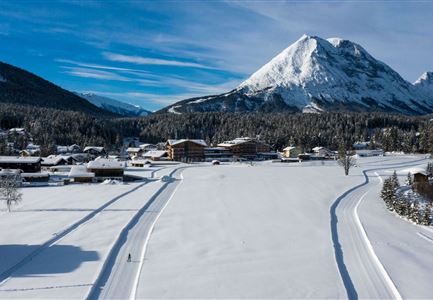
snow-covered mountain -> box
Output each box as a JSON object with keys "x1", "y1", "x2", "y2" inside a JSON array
[
  {"x1": 75, "y1": 93, "x2": 151, "y2": 117},
  {"x1": 160, "y1": 35, "x2": 433, "y2": 115},
  {"x1": 414, "y1": 72, "x2": 433, "y2": 99}
]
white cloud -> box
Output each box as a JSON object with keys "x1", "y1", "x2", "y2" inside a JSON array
[{"x1": 103, "y1": 52, "x2": 217, "y2": 69}]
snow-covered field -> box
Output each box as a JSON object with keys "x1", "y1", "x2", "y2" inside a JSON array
[{"x1": 1, "y1": 156, "x2": 432, "y2": 299}]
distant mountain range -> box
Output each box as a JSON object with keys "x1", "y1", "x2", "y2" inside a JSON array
[
  {"x1": 0, "y1": 61, "x2": 111, "y2": 116},
  {"x1": 75, "y1": 93, "x2": 151, "y2": 117},
  {"x1": 160, "y1": 35, "x2": 433, "y2": 115},
  {"x1": 0, "y1": 61, "x2": 151, "y2": 117}
]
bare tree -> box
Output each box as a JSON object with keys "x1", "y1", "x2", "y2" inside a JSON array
[
  {"x1": 0, "y1": 175, "x2": 22, "y2": 212},
  {"x1": 338, "y1": 144, "x2": 356, "y2": 176}
]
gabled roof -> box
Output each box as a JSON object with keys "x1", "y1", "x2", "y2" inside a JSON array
[
  {"x1": 126, "y1": 147, "x2": 142, "y2": 153},
  {"x1": 87, "y1": 158, "x2": 124, "y2": 170},
  {"x1": 41, "y1": 156, "x2": 67, "y2": 166},
  {"x1": 283, "y1": 146, "x2": 299, "y2": 151},
  {"x1": 83, "y1": 146, "x2": 105, "y2": 153},
  {"x1": 69, "y1": 165, "x2": 95, "y2": 178},
  {"x1": 167, "y1": 139, "x2": 208, "y2": 147},
  {"x1": 143, "y1": 150, "x2": 167, "y2": 158}
]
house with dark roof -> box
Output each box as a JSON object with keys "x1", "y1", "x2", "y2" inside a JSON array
[{"x1": 0, "y1": 156, "x2": 42, "y2": 172}]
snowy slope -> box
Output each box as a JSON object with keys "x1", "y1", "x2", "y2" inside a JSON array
[
  {"x1": 76, "y1": 93, "x2": 151, "y2": 117},
  {"x1": 414, "y1": 72, "x2": 433, "y2": 99},
  {"x1": 161, "y1": 35, "x2": 433, "y2": 115}
]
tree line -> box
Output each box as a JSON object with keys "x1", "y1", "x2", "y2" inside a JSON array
[{"x1": 2, "y1": 103, "x2": 433, "y2": 154}]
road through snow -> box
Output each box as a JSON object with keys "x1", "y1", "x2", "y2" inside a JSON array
[
  {"x1": 87, "y1": 167, "x2": 185, "y2": 300},
  {"x1": 331, "y1": 157, "x2": 427, "y2": 299}
]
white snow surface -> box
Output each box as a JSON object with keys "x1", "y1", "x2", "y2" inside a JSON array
[{"x1": 1, "y1": 157, "x2": 433, "y2": 298}]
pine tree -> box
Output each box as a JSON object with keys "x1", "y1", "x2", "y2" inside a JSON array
[
  {"x1": 421, "y1": 202, "x2": 433, "y2": 226},
  {"x1": 380, "y1": 177, "x2": 395, "y2": 210},
  {"x1": 405, "y1": 172, "x2": 413, "y2": 186}
]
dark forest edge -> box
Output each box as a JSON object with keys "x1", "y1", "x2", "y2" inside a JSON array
[{"x1": 1, "y1": 102, "x2": 433, "y2": 156}]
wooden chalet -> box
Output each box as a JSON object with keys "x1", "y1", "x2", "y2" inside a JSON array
[
  {"x1": 87, "y1": 158, "x2": 124, "y2": 179},
  {"x1": 166, "y1": 139, "x2": 208, "y2": 162},
  {"x1": 126, "y1": 147, "x2": 143, "y2": 158},
  {"x1": 83, "y1": 146, "x2": 106, "y2": 157},
  {"x1": 143, "y1": 150, "x2": 168, "y2": 161},
  {"x1": 218, "y1": 137, "x2": 270, "y2": 160},
  {"x1": 69, "y1": 165, "x2": 95, "y2": 183},
  {"x1": 0, "y1": 156, "x2": 42, "y2": 173}
]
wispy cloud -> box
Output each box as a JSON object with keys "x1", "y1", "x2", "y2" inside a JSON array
[
  {"x1": 63, "y1": 67, "x2": 132, "y2": 81},
  {"x1": 56, "y1": 58, "x2": 152, "y2": 75},
  {"x1": 103, "y1": 52, "x2": 217, "y2": 69}
]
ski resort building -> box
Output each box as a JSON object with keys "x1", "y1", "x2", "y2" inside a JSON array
[
  {"x1": 166, "y1": 139, "x2": 208, "y2": 162},
  {"x1": 217, "y1": 137, "x2": 271, "y2": 160},
  {"x1": 204, "y1": 147, "x2": 233, "y2": 162},
  {"x1": 0, "y1": 156, "x2": 42, "y2": 172}
]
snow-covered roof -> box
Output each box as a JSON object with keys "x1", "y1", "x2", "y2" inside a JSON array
[
  {"x1": 413, "y1": 170, "x2": 428, "y2": 176},
  {"x1": 218, "y1": 137, "x2": 254, "y2": 147},
  {"x1": 42, "y1": 156, "x2": 67, "y2": 166},
  {"x1": 57, "y1": 144, "x2": 81, "y2": 153},
  {"x1": 126, "y1": 147, "x2": 142, "y2": 153},
  {"x1": 143, "y1": 150, "x2": 167, "y2": 158},
  {"x1": 21, "y1": 172, "x2": 49, "y2": 178},
  {"x1": 283, "y1": 146, "x2": 298, "y2": 151},
  {"x1": 0, "y1": 169, "x2": 21, "y2": 176},
  {"x1": 139, "y1": 143, "x2": 157, "y2": 149},
  {"x1": 69, "y1": 165, "x2": 95, "y2": 178},
  {"x1": 87, "y1": 158, "x2": 125, "y2": 170},
  {"x1": 83, "y1": 146, "x2": 105, "y2": 153},
  {"x1": 0, "y1": 156, "x2": 41, "y2": 163},
  {"x1": 167, "y1": 139, "x2": 207, "y2": 147}
]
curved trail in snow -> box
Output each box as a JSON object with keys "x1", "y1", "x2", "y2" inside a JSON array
[
  {"x1": 330, "y1": 157, "x2": 427, "y2": 299},
  {"x1": 86, "y1": 166, "x2": 190, "y2": 300},
  {"x1": 0, "y1": 180, "x2": 150, "y2": 286}
]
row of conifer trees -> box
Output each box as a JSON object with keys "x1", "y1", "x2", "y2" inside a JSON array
[{"x1": 380, "y1": 171, "x2": 432, "y2": 226}]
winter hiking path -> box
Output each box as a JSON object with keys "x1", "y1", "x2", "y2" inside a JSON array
[
  {"x1": 331, "y1": 157, "x2": 428, "y2": 299},
  {"x1": 87, "y1": 166, "x2": 187, "y2": 300}
]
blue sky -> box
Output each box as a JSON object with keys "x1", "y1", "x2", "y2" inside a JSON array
[{"x1": 0, "y1": 0, "x2": 432, "y2": 111}]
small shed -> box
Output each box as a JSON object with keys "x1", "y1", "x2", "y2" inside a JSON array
[
  {"x1": 413, "y1": 171, "x2": 429, "y2": 183},
  {"x1": 282, "y1": 146, "x2": 302, "y2": 158}
]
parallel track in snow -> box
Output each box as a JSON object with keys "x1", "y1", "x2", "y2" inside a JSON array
[
  {"x1": 330, "y1": 157, "x2": 427, "y2": 299},
  {"x1": 0, "y1": 174, "x2": 157, "y2": 286},
  {"x1": 86, "y1": 167, "x2": 188, "y2": 300}
]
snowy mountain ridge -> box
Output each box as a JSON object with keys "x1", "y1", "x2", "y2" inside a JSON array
[
  {"x1": 75, "y1": 93, "x2": 152, "y2": 117},
  {"x1": 414, "y1": 72, "x2": 433, "y2": 98},
  {"x1": 160, "y1": 35, "x2": 433, "y2": 115}
]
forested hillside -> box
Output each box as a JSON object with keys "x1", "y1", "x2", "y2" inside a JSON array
[
  {"x1": 2, "y1": 103, "x2": 433, "y2": 154},
  {"x1": 0, "y1": 62, "x2": 113, "y2": 116}
]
